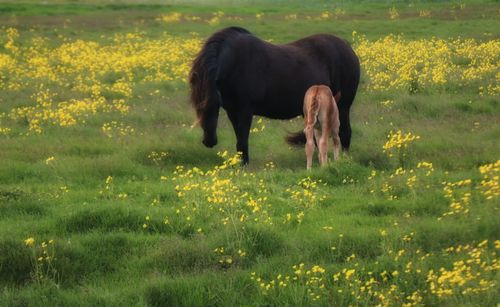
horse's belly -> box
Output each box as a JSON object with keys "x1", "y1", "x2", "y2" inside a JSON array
[
  {"x1": 254, "y1": 71, "x2": 329, "y2": 119},
  {"x1": 254, "y1": 99, "x2": 302, "y2": 119},
  {"x1": 254, "y1": 110, "x2": 299, "y2": 120}
]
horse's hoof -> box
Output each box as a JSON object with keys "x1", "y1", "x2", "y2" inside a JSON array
[{"x1": 202, "y1": 139, "x2": 217, "y2": 148}]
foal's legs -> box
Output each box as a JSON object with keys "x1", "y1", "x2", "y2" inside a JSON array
[
  {"x1": 332, "y1": 130, "x2": 341, "y2": 161},
  {"x1": 313, "y1": 128, "x2": 322, "y2": 165},
  {"x1": 318, "y1": 126, "x2": 330, "y2": 167},
  {"x1": 304, "y1": 126, "x2": 315, "y2": 170}
]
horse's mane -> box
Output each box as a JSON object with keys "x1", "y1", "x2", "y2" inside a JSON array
[{"x1": 189, "y1": 27, "x2": 251, "y2": 118}]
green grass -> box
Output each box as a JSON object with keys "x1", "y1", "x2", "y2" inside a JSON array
[{"x1": 0, "y1": 1, "x2": 499, "y2": 306}]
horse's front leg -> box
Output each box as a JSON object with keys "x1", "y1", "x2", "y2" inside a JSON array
[
  {"x1": 227, "y1": 111, "x2": 239, "y2": 141},
  {"x1": 227, "y1": 109, "x2": 253, "y2": 164},
  {"x1": 235, "y1": 110, "x2": 253, "y2": 165}
]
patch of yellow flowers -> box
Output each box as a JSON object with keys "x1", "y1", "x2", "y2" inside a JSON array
[
  {"x1": 355, "y1": 33, "x2": 499, "y2": 94},
  {"x1": 478, "y1": 160, "x2": 499, "y2": 200},
  {"x1": 441, "y1": 179, "x2": 473, "y2": 218},
  {"x1": 382, "y1": 130, "x2": 421, "y2": 158},
  {"x1": 102, "y1": 121, "x2": 135, "y2": 138},
  {"x1": 1, "y1": 28, "x2": 498, "y2": 135},
  {"x1": 1, "y1": 28, "x2": 200, "y2": 134},
  {"x1": 251, "y1": 263, "x2": 328, "y2": 301},
  {"x1": 24, "y1": 237, "x2": 58, "y2": 284},
  {"x1": 427, "y1": 240, "x2": 498, "y2": 297},
  {"x1": 250, "y1": 238, "x2": 498, "y2": 305}
]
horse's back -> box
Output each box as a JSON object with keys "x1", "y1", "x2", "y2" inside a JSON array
[
  {"x1": 291, "y1": 34, "x2": 360, "y2": 103},
  {"x1": 216, "y1": 31, "x2": 359, "y2": 119},
  {"x1": 217, "y1": 35, "x2": 326, "y2": 118}
]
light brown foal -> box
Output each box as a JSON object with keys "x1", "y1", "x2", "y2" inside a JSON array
[{"x1": 303, "y1": 85, "x2": 341, "y2": 170}]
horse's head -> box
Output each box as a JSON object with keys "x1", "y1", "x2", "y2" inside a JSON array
[
  {"x1": 189, "y1": 69, "x2": 220, "y2": 148},
  {"x1": 198, "y1": 101, "x2": 220, "y2": 148},
  {"x1": 190, "y1": 28, "x2": 250, "y2": 150}
]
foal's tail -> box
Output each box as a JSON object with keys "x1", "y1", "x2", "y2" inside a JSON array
[
  {"x1": 286, "y1": 131, "x2": 307, "y2": 146},
  {"x1": 286, "y1": 86, "x2": 317, "y2": 147}
]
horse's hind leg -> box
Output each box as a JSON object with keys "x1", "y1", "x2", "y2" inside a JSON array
[
  {"x1": 338, "y1": 105, "x2": 352, "y2": 151},
  {"x1": 304, "y1": 126, "x2": 315, "y2": 170}
]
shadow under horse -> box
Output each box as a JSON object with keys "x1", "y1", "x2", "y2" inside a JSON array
[{"x1": 189, "y1": 27, "x2": 360, "y2": 164}]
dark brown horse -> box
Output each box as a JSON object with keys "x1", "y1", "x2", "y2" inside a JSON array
[{"x1": 189, "y1": 27, "x2": 360, "y2": 164}]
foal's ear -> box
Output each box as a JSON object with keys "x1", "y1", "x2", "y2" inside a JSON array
[{"x1": 333, "y1": 91, "x2": 341, "y2": 103}]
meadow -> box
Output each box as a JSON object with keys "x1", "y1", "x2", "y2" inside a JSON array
[{"x1": 0, "y1": 1, "x2": 499, "y2": 306}]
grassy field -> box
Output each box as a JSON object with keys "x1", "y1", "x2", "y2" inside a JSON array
[{"x1": 0, "y1": 1, "x2": 499, "y2": 306}]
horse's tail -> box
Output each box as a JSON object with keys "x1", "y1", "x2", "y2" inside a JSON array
[
  {"x1": 286, "y1": 131, "x2": 306, "y2": 146},
  {"x1": 189, "y1": 27, "x2": 250, "y2": 118}
]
